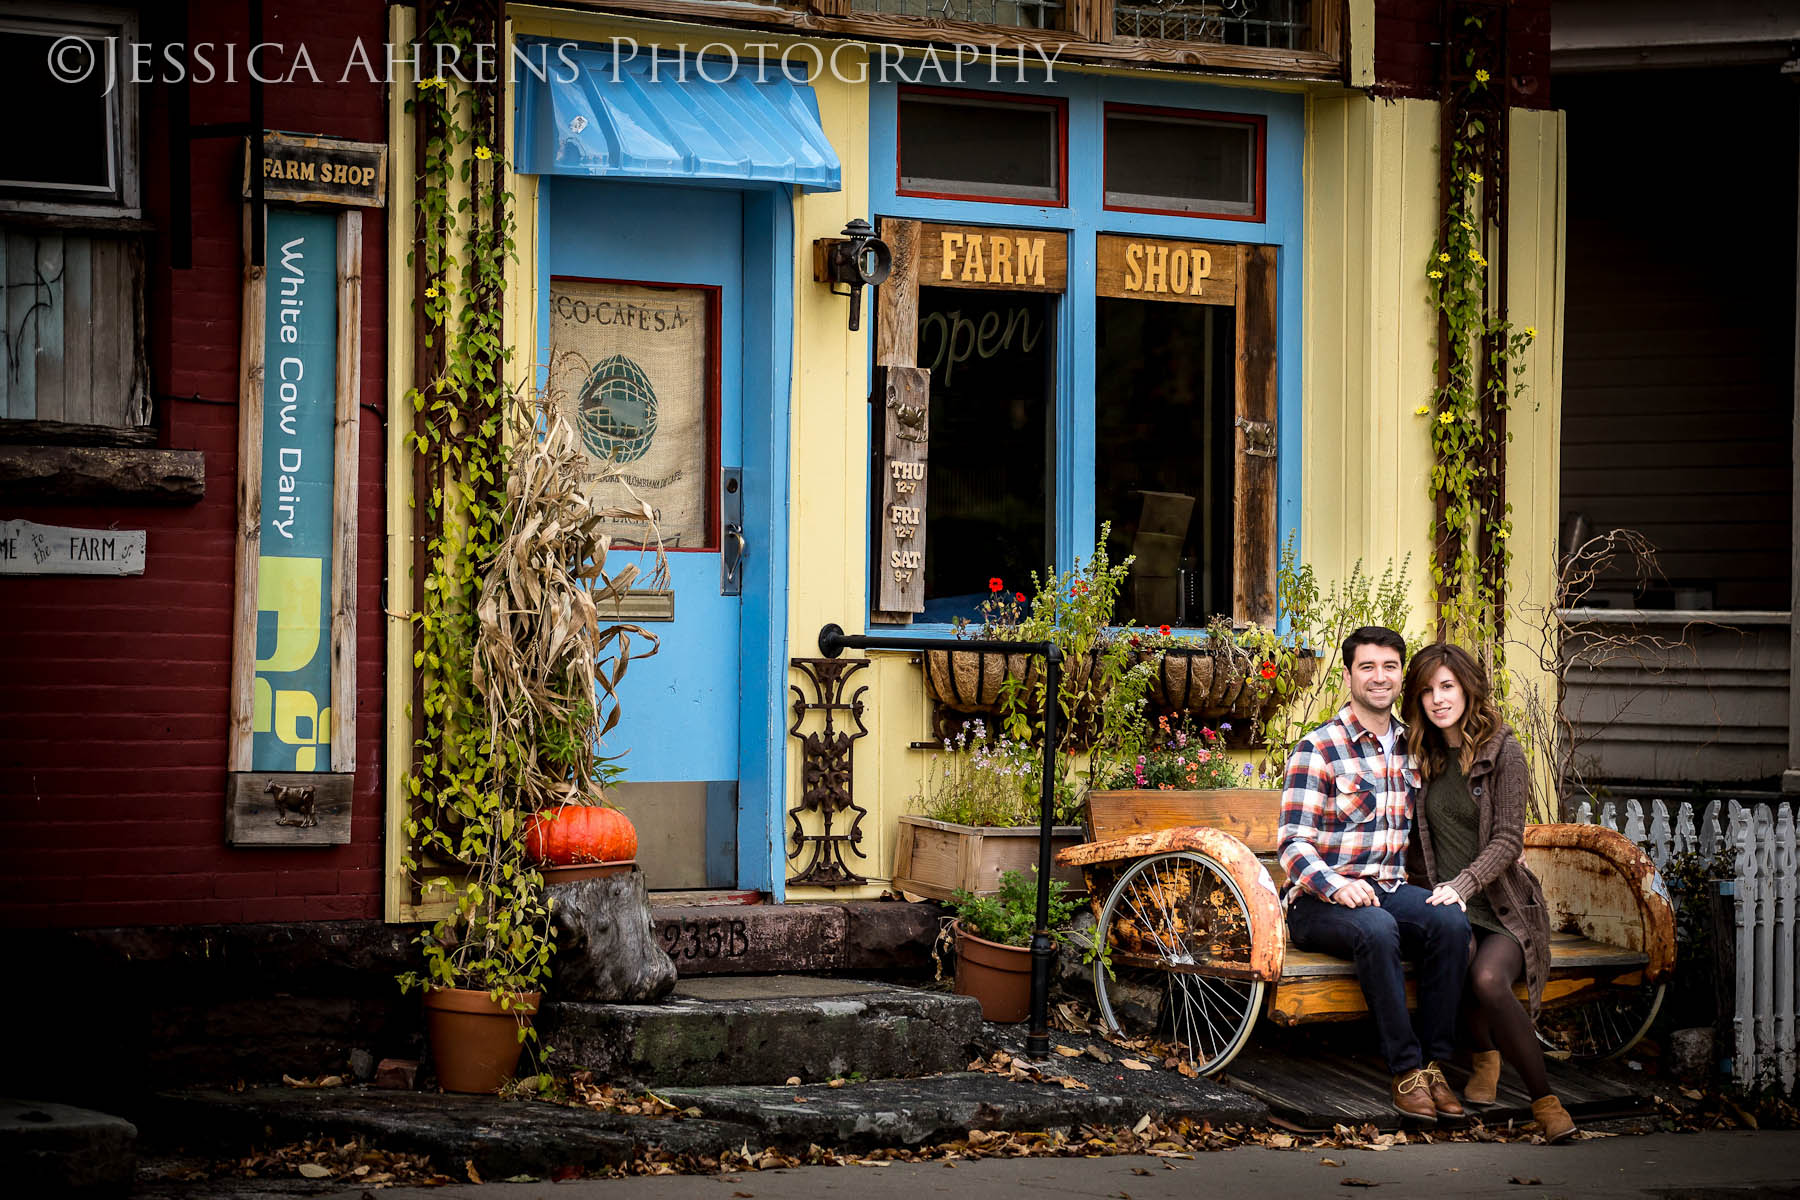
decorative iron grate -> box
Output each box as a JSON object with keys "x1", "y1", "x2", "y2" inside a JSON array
[
  {"x1": 852, "y1": 0, "x2": 1066, "y2": 31},
  {"x1": 1114, "y1": 0, "x2": 1309, "y2": 48}
]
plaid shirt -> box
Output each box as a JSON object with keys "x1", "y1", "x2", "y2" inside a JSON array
[{"x1": 1277, "y1": 704, "x2": 1417, "y2": 902}]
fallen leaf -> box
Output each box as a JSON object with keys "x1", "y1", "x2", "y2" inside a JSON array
[
  {"x1": 467, "y1": 1160, "x2": 483, "y2": 1184},
  {"x1": 1320, "y1": 1158, "x2": 1341, "y2": 1166},
  {"x1": 1267, "y1": 1133, "x2": 1294, "y2": 1149},
  {"x1": 1131, "y1": 1167, "x2": 1151, "y2": 1176},
  {"x1": 1132, "y1": 1115, "x2": 1152, "y2": 1134},
  {"x1": 1507, "y1": 1177, "x2": 1540, "y2": 1186},
  {"x1": 786, "y1": 1076, "x2": 801, "y2": 1086},
  {"x1": 734, "y1": 1193, "x2": 753, "y2": 1197},
  {"x1": 1084, "y1": 1045, "x2": 1114, "y2": 1064},
  {"x1": 1055, "y1": 1045, "x2": 1084, "y2": 1057},
  {"x1": 296, "y1": 1163, "x2": 332, "y2": 1179},
  {"x1": 1120, "y1": 1058, "x2": 1151, "y2": 1071},
  {"x1": 829, "y1": 1078, "x2": 846, "y2": 1088},
  {"x1": 792, "y1": 1096, "x2": 809, "y2": 1104},
  {"x1": 1340, "y1": 1178, "x2": 1378, "y2": 1188}
]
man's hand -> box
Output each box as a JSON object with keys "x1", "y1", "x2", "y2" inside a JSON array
[
  {"x1": 1332, "y1": 879, "x2": 1379, "y2": 908},
  {"x1": 1426, "y1": 883, "x2": 1466, "y2": 910}
]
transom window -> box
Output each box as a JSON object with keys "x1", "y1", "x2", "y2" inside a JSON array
[
  {"x1": 1104, "y1": 105, "x2": 1262, "y2": 220},
  {"x1": 898, "y1": 88, "x2": 1066, "y2": 206},
  {"x1": 0, "y1": 10, "x2": 137, "y2": 213}
]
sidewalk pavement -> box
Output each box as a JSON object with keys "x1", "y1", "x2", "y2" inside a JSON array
[{"x1": 298, "y1": 1130, "x2": 1800, "y2": 1200}]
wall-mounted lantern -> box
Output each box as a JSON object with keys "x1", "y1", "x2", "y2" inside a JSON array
[{"x1": 814, "y1": 218, "x2": 891, "y2": 332}]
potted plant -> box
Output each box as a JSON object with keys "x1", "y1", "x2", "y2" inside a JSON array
[
  {"x1": 924, "y1": 580, "x2": 1035, "y2": 714},
  {"x1": 944, "y1": 868, "x2": 1076, "y2": 1022},
  {"x1": 401, "y1": 405, "x2": 665, "y2": 1093},
  {"x1": 1125, "y1": 617, "x2": 1318, "y2": 746}
]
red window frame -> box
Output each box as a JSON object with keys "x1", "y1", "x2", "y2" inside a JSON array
[
  {"x1": 1101, "y1": 103, "x2": 1267, "y2": 224},
  {"x1": 896, "y1": 85, "x2": 1069, "y2": 209},
  {"x1": 547, "y1": 274, "x2": 723, "y2": 553}
]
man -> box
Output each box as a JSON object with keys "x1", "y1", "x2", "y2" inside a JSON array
[{"x1": 1277, "y1": 626, "x2": 1469, "y2": 1122}]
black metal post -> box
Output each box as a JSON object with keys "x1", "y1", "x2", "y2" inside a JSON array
[{"x1": 818, "y1": 623, "x2": 1063, "y2": 1059}]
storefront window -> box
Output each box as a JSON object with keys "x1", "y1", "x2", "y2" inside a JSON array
[
  {"x1": 898, "y1": 89, "x2": 1065, "y2": 205},
  {"x1": 1096, "y1": 297, "x2": 1236, "y2": 628},
  {"x1": 1104, "y1": 105, "x2": 1262, "y2": 220},
  {"x1": 915, "y1": 286, "x2": 1057, "y2": 624}
]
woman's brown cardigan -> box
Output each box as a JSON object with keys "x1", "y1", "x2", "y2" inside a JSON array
[{"x1": 1412, "y1": 725, "x2": 1552, "y2": 1016}]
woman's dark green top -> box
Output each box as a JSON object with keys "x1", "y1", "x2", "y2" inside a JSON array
[{"x1": 1421, "y1": 760, "x2": 1508, "y2": 938}]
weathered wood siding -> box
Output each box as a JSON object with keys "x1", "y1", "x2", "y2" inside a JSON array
[
  {"x1": 0, "y1": 230, "x2": 150, "y2": 428},
  {"x1": 1562, "y1": 610, "x2": 1790, "y2": 784}
]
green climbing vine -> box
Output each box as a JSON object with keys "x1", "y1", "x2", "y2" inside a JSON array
[
  {"x1": 396, "y1": 2, "x2": 553, "y2": 1004},
  {"x1": 1423, "y1": 13, "x2": 1535, "y2": 682}
]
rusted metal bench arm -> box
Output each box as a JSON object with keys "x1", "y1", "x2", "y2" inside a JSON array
[{"x1": 1524, "y1": 823, "x2": 1677, "y2": 983}]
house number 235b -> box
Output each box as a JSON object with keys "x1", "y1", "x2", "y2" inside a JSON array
[{"x1": 659, "y1": 917, "x2": 751, "y2": 961}]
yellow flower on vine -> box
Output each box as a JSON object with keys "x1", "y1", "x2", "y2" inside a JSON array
[
  {"x1": 1523, "y1": 326, "x2": 1537, "y2": 339},
  {"x1": 1429, "y1": 269, "x2": 1444, "y2": 279},
  {"x1": 1475, "y1": 69, "x2": 1491, "y2": 83},
  {"x1": 475, "y1": 146, "x2": 493, "y2": 161},
  {"x1": 1437, "y1": 412, "x2": 1455, "y2": 426},
  {"x1": 1415, "y1": 405, "x2": 1431, "y2": 416},
  {"x1": 424, "y1": 286, "x2": 439, "y2": 299},
  {"x1": 1470, "y1": 251, "x2": 1487, "y2": 266},
  {"x1": 1470, "y1": 171, "x2": 1484, "y2": 184},
  {"x1": 1438, "y1": 252, "x2": 1451, "y2": 263},
  {"x1": 1495, "y1": 527, "x2": 1510, "y2": 539},
  {"x1": 1459, "y1": 220, "x2": 1473, "y2": 231}
]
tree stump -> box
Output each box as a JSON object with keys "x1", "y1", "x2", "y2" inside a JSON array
[{"x1": 547, "y1": 869, "x2": 676, "y2": 1003}]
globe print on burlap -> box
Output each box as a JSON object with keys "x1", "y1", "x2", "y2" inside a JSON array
[{"x1": 575, "y1": 353, "x2": 658, "y2": 463}]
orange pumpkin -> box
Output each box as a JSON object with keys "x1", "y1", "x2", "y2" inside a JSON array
[{"x1": 525, "y1": 804, "x2": 637, "y2": 865}]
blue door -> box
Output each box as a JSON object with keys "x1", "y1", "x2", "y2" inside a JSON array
[{"x1": 541, "y1": 178, "x2": 747, "y2": 889}]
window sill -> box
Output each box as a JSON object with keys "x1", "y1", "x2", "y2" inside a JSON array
[{"x1": 0, "y1": 443, "x2": 205, "y2": 506}]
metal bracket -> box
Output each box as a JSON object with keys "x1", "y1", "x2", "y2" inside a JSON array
[{"x1": 1235, "y1": 417, "x2": 1277, "y2": 458}]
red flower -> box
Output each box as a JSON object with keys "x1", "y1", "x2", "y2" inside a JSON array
[
  {"x1": 1015, "y1": 592, "x2": 1026, "y2": 603},
  {"x1": 989, "y1": 577, "x2": 1003, "y2": 593},
  {"x1": 1260, "y1": 660, "x2": 1278, "y2": 680},
  {"x1": 1158, "y1": 624, "x2": 1172, "y2": 637},
  {"x1": 1075, "y1": 581, "x2": 1089, "y2": 595}
]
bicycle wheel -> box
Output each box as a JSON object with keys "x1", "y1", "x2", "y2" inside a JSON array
[
  {"x1": 1536, "y1": 983, "x2": 1665, "y2": 1060},
  {"x1": 1092, "y1": 850, "x2": 1264, "y2": 1075}
]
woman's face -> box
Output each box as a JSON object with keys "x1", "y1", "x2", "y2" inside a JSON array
[{"x1": 1418, "y1": 664, "x2": 1467, "y2": 731}]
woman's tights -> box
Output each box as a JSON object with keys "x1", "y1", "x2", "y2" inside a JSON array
[{"x1": 1465, "y1": 929, "x2": 1551, "y2": 1099}]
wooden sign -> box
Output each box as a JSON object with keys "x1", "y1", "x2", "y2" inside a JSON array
[
  {"x1": 0, "y1": 519, "x2": 144, "y2": 575},
  {"x1": 918, "y1": 224, "x2": 1066, "y2": 293},
  {"x1": 1096, "y1": 235, "x2": 1240, "y2": 305},
  {"x1": 876, "y1": 365, "x2": 930, "y2": 614},
  {"x1": 245, "y1": 132, "x2": 387, "y2": 208}
]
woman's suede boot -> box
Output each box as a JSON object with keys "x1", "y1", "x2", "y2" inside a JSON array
[
  {"x1": 1531, "y1": 1095, "x2": 1577, "y2": 1143},
  {"x1": 1463, "y1": 1050, "x2": 1502, "y2": 1105}
]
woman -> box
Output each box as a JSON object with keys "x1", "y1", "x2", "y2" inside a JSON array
[{"x1": 1401, "y1": 643, "x2": 1576, "y2": 1144}]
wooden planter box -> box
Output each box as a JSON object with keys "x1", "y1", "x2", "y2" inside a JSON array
[{"x1": 891, "y1": 815, "x2": 1086, "y2": 901}]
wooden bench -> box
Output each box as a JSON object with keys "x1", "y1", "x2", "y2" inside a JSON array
[{"x1": 1055, "y1": 787, "x2": 1676, "y2": 1075}]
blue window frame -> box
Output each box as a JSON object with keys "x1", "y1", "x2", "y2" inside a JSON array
[{"x1": 868, "y1": 73, "x2": 1303, "y2": 634}]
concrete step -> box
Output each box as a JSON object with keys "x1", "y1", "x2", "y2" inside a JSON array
[
  {"x1": 648, "y1": 900, "x2": 940, "y2": 976},
  {"x1": 540, "y1": 976, "x2": 981, "y2": 1087},
  {"x1": 2, "y1": 1098, "x2": 137, "y2": 1197}
]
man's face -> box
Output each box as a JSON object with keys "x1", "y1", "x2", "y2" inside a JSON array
[{"x1": 1344, "y1": 642, "x2": 1404, "y2": 717}]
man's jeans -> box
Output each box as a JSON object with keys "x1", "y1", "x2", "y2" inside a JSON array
[{"x1": 1285, "y1": 883, "x2": 1470, "y2": 1075}]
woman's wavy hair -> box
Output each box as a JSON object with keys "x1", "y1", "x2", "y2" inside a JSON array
[{"x1": 1401, "y1": 642, "x2": 1502, "y2": 780}]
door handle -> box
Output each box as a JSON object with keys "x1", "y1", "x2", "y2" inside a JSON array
[{"x1": 721, "y1": 468, "x2": 744, "y2": 596}]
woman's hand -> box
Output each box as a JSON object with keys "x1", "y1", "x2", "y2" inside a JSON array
[{"x1": 1426, "y1": 883, "x2": 1466, "y2": 910}]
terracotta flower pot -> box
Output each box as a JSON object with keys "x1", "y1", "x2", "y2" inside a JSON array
[
  {"x1": 423, "y1": 987, "x2": 540, "y2": 1094},
  {"x1": 923, "y1": 648, "x2": 1035, "y2": 713},
  {"x1": 952, "y1": 920, "x2": 1036, "y2": 1023}
]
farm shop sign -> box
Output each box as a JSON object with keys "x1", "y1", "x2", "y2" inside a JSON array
[
  {"x1": 1096, "y1": 235, "x2": 1240, "y2": 305},
  {"x1": 244, "y1": 132, "x2": 387, "y2": 208},
  {"x1": 919, "y1": 224, "x2": 1067, "y2": 293}
]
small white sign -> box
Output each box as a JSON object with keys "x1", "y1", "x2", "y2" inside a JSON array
[{"x1": 0, "y1": 519, "x2": 146, "y2": 576}]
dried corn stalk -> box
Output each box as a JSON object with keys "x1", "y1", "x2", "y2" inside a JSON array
[{"x1": 472, "y1": 401, "x2": 669, "y2": 813}]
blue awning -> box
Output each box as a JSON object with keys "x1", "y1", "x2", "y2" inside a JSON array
[{"x1": 514, "y1": 40, "x2": 841, "y2": 192}]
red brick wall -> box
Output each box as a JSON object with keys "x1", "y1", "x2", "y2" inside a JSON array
[
  {"x1": 0, "y1": 0, "x2": 390, "y2": 928},
  {"x1": 1373, "y1": 0, "x2": 1553, "y2": 110}
]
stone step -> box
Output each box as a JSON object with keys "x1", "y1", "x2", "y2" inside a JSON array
[
  {"x1": 648, "y1": 900, "x2": 941, "y2": 976},
  {"x1": 2, "y1": 1098, "x2": 137, "y2": 1197},
  {"x1": 540, "y1": 975, "x2": 981, "y2": 1087}
]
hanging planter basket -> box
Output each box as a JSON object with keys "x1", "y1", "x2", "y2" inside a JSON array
[{"x1": 922, "y1": 648, "x2": 1036, "y2": 714}]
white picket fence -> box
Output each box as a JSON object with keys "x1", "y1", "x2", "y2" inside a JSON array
[{"x1": 1574, "y1": 797, "x2": 1798, "y2": 1091}]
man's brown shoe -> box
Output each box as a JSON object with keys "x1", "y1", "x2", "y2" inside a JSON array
[
  {"x1": 1391, "y1": 1069, "x2": 1438, "y2": 1122},
  {"x1": 1531, "y1": 1095, "x2": 1577, "y2": 1143},
  {"x1": 1424, "y1": 1062, "x2": 1465, "y2": 1118},
  {"x1": 1463, "y1": 1050, "x2": 1502, "y2": 1106}
]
